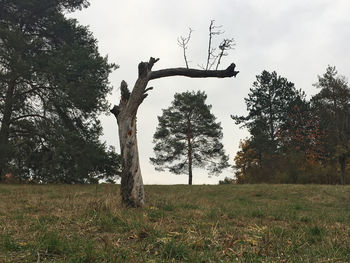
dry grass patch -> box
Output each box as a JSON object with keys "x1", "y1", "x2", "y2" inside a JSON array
[{"x1": 0, "y1": 184, "x2": 349, "y2": 262}]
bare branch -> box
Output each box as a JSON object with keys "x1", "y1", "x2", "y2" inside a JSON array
[
  {"x1": 149, "y1": 63, "x2": 239, "y2": 80},
  {"x1": 208, "y1": 54, "x2": 219, "y2": 70},
  {"x1": 206, "y1": 20, "x2": 224, "y2": 70},
  {"x1": 216, "y1": 38, "x2": 235, "y2": 70},
  {"x1": 177, "y1": 28, "x2": 193, "y2": 69},
  {"x1": 141, "y1": 87, "x2": 154, "y2": 103},
  {"x1": 141, "y1": 93, "x2": 148, "y2": 103},
  {"x1": 144, "y1": 87, "x2": 154, "y2": 93}
]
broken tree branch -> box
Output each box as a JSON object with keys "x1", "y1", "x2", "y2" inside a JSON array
[
  {"x1": 120, "y1": 80, "x2": 130, "y2": 101},
  {"x1": 149, "y1": 63, "x2": 239, "y2": 80}
]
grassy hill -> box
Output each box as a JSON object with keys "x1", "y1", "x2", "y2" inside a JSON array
[{"x1": 0, "y1": 184, "x2": 349, "y2": 262}]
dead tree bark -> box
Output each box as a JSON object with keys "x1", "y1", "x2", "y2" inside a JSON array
[{"x1": 111, "y1": 57, "x2": 238, "y2": 207}]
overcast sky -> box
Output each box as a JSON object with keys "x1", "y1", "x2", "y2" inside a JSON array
[{"x1": 70, "y1": 0, "x2": 350, "y2": 184}]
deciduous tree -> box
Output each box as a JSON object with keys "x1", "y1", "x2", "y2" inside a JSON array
[{"x1": 233, "y1": 138, "x2": 259, "y2": 183}]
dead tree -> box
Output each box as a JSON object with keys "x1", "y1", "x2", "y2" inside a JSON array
[
  {"x1": 110, "y1": 58, "x2": 238, "y2": 207},
  {"x1": 111, "y1": 22, "x2": 238, "y2": 207}
]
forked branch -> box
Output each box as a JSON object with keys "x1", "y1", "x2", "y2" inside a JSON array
[
  {"x1": 206, "y1": 20, "x2": 224, "y2": 70},
  {"x1": 177, "y1": 28, "x2": 193, "y2": 68},
  {"x1": 216, "y1": 38, "x2": 235, "y2": 70},
  {"x1": 178, "y1": 21, "x2": 234, "y2": 71}
]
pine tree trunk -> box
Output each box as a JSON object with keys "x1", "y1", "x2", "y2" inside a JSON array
[
  {"x1": 187, "y1": 119, "x2": 193, "y2": 185},
  {"x1": 0, "y1": 81, "x2": 15, "y2": 179},
  {"x1": 188, "y1": 143, "x2": 193, "y2": 185}
]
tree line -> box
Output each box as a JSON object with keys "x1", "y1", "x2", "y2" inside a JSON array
[
  {"x1": 2, "y1": 0, "x2": 347, "y2": 208},
  {"x1": 232, "y1": 66, "x2": 350, "y2": 185}
]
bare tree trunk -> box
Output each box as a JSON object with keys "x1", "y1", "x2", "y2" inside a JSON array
[
  {"x1": 111, "y1": 78, "x2": 148, "y2": 207},
  {"x1": 118, "y1": 115, "x2": 145, "y2": 207},
  {"x1": 111, "y1": 57, "x2": 238, "y2": 207}
]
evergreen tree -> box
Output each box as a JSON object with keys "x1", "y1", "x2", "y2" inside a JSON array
[
  {"x1": 0, "y1": 0, "x2": 120, "y2": 182},
  {"x1": 232, "y1": 70, "x2": 304, "y2": 166},
  {"x1": 150, "y1": 91, "x2": 229, "y2": 185},
  {"x1": 278, "y1": 102, "x2": 326, "y2": 164},
  {"x1": 311, "y1": 66, "x2": 350, "y2": 184},
  {"x1": 233, "y1": 68, "x2": 349, "y2": 185}
]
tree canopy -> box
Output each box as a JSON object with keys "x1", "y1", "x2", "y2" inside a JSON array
[
  {"x1": 0, "y1": 0, "x2": 120, "y2": 183},
  {"x1": 232, "y1": 70, "x2": 305, "y2": 165},
  {"x1": 311, "y1": 66, "x2": 350, "y2": 184},
  {"x1": 232, "y1": 67, "x2": 350, "y2": 185}
]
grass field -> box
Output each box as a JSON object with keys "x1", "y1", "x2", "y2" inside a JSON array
[{"x1": 0, "y1": 184, "x2": 349, "y2": 263}]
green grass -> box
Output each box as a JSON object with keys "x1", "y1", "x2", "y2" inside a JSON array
[{"x1": 0, "y1": 184, "x2": 349, "y2": 262}]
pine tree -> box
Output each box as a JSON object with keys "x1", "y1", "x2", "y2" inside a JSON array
[
  {"x1": 0, "y1": 0, "x2": 119, "y2": 182},
  {"x1": 232, "y1": 70, "x2": 303, "y2": 166},
  {"x1": 311, "y1": 66, "x2": 350, "y2": 184},
  {"x1": 150, "y1": 91, "x2": 229, "y2": 185}
]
